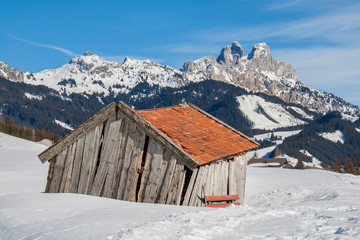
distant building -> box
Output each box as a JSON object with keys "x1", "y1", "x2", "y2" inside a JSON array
[{"x1": 248, "y1": 158, "x2": 290, "y2": 168}]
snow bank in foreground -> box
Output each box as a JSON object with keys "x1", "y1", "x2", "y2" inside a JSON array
[
  {"x1": 1, "y1": 132, "x2": 359, "y2": 240},
  {"x1": 0, "y1": 133, "x2": 47, "y2": 196}
]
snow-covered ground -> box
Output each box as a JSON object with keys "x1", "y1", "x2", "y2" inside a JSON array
[
  {"x1": 1, "y1": 132, "x2": 359, "y2": 239},
  {"x1": 319, "y1": 130, "x2": 345, "y2": 144},
  {"x1": 237, "y1": 95, "x2": 306, "y2": 130},
  {"x1": 253, "y1": 130, "x2": 301, "y2": 142}
]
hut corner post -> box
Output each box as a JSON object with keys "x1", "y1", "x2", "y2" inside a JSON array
[{"x1": 237, "y1": 154, "x2": 247, "y2": 205}]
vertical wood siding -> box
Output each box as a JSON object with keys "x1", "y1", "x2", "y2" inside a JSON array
[
  {"x1": 45, "y1": 111, "x2": 188, "y2": 206},
  {"x1": 44, "y1": 106, "x2": 248, "y2": 206}
]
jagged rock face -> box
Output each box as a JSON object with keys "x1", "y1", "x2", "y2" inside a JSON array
[
  {"x1": 182, "y1": 42, "x2": 358, "y2": 116},
  {"x1": 216, "y1": 41, "x2": 245, "y2": 65},
  {"x1": 2, "y1": 42, "x2": 359, "y2": 117},
  {"x1": 0, "y1": 62, "x2": 28, "y2": 83}
]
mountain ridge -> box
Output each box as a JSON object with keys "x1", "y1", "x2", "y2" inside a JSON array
[{"x1": 1, "y1": 42, "x2": 358, "y2": 118}]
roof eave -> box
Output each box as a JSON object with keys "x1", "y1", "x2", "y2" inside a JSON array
[{"x1": 198, "y1": 147, "x2": 258, "y2": 166}]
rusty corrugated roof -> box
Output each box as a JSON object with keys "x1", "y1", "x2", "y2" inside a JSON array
[{"x1": 137, "y1": 104, "x2": 258, "y2": 165}]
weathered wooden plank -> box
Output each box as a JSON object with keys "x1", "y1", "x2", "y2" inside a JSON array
[
  {"x1": 77, "y1": 128, "x2": 96, "y2": 194},
  {"x1": 175, "y1": 167, "x2": 187, "y2": 205},
  {"x1": 141, "y1": 140, "x2": 167, "y2": 203},
  {"x1": 39, "y1": 102, "x2": 117, "y2": 163},
  {"x1": 45, "y1": 157, "x2": 56, "y2": 193},
  {"x1": 135, "y1": 137, "x2": 152, "y2": 202},
  {"x1": 204, "y1": 162, "x2": 215, "y2": 197},
  {"x1": 182, "y1": 167, "x2": 198, "y2": 206},
  {"x1": 212, "y1": 161, "x2": 222, "y2": 196},
  {"x1": 101, "y1": 117, "x2": 128, "y2": 199},
  {"x1": 219, "y1": 160, "x2": 229, "y2": 196},
  {"x1": 101, "y1": 114, "x2": 117, "y2": 148},
  {"x1": 198, "y1": 165, "x2": 210, "y2": 207},
  {"x1": 89, "y1": 120, "x2": 123, "y2": 196},
  {"x1": 238, "y1": 154, "x2": 247, "y2": 204},
  {"x1": 122, "y1": 127, "x2": 146, "y2": 202},
  {"x1": 166, "y1": 164, "x2": 185, "y2": 205},
  {"x1": 48, "y1": 148, "x2": 68, "y2": 193},
  {"x1": 63, "y1": 141, "x2": 78, "y2": 193},
  {"x1": 77, "y1": 125, "x2": 105, "y2": 194},
  {"x1": 101, "y1": 121, "x2": 124, "y2": 198},
  {"x1": 59, "y1": 144, "x2": 74, "y2": 193},
  {"x1": 112, "y1": 118, "x2": 131, "y2": 199},
  {"x1": 156, "y1": 155, "x2": 177, "y2": 204},
  {"x1": 116, "y1": 121, "x2": 136, "y2": 200},
  {"x1": 189, "y1": 165, "x2": 209, "y2": 207},
  {"x1": 118, "y1": 101, "x2": 199, "y2": 169},
  {"x1": 68, "y1": 136, "x2": 86, "y2": 193},
  {"x1": 229, "y1": 156, "x2": 241, "y2": 198},
  {"x1": 86, "y1": 124, "x2": 104, "y2": 194}
]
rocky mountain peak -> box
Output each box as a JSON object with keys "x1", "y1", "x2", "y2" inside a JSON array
[
  {"x1": 216, "y1": 41, "x2": 245, "y2": 65},
  {"x1": 84, "y1": 51, "x2": 95, "y2": 56},
  {"x1": 0, "y1": 61, "x2": 26, "y2": 82},
  {"x1": 248, "y1": 43, "x2": 270, "y2": 59},
  {"x1": 68, "y1": 52, "x2": 106, "y2": 69}
]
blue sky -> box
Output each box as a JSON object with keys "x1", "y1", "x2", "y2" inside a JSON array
[{"x1": 1, "y1": 0, "x2": 360, "y2": 107}]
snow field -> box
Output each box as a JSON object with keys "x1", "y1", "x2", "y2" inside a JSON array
[
  {"x1": 0, "y1": 132, "x2": 359, "y2": 239},
  {"x1": 237, "y1": 95, "x2": 306, "y2": 130},
  {"x1": 319, "y1": 130, "x2": 345, "y2": 144}
]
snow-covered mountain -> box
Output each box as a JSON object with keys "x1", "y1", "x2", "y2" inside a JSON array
[
  {"x1": 0, "y1": 41, "x2": 359, "y2": 128},
  {"x1": 182, "y1": 42, "x2": 359, "y2": 116},
  {"x1": 1, "y1": 42, "x2": 359, "y2": 118},
  {"x1": 26, "y1": 52, "x2": 187, "y2": 96}
]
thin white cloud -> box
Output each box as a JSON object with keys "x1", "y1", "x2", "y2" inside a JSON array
[
  {"x1": 266, "y1": 0, "x2": 305, "y2": 10},
  {"x1": 9, "y1": 35, "x2": 76, "y2": 56},
  {"x1": 197, "y1": 4, "x2": 360, "y2": 45}
]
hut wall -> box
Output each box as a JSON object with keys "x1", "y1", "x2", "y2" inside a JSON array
[
  {"x1": 45, "y1": 108, "x2": 188, "y2": 205},
  {"x1": 182, "y1": 153, "x2": 247, "y2": 207}
]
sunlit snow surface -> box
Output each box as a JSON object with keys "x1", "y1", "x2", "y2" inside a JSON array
[
  {"x1": 237, "y1": 95, "x2": 306, "y2": 130},
  {"x1": 54, "y1": 119, "x2": 74, "y2": 131},
  {"x1": 0, "y1": 132, "x2": 359, "y2": 239},
  {"x1": 319, "y1": 130, "x2": 345, "y2": 144}
]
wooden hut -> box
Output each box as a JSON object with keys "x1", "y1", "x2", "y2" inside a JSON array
[{"x1": 38, "y1": 102, "x2": 258, "y2": 207}]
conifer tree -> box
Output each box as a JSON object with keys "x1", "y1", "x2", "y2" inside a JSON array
[
  {"x1": 344, "y1": 157, "x2": 352, "y2": 173},
  {"x1": 331, "y1": 157, "x2": 342, "y2": 173},
  {"x1": 350, "y1": 156, "x2": 359, "y2": 175},
  {"x1": 344, "y1": 156, "x2": 358, "y2": 174},
  {"x1": 295, "y1": 157, "x2": 305, "y2": 169}
]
